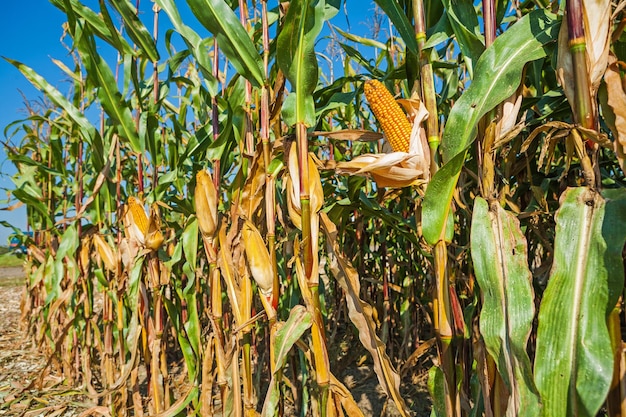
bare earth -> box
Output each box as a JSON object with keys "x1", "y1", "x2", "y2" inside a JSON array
[
  {"x1": 0, "y1": 266, "x2": 92, "y2": 416},
  {"x1": 0, "y1": 267, "x2": 430, "y2": 416}
]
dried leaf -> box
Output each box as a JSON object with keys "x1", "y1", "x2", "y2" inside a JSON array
[
  {"x1": 604, "y1": 56, "x2": 626, "y2": 170},
  {"x1": 320, "y1": 212, "x2": 411, "y2": 417},
  {"x1": 313, "y1": 129, "x2": 383, "y2": 142}
]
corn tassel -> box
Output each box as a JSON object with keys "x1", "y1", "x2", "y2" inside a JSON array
[{"x1": 364, "y1": 80, "x2": 413, "y2": 153}]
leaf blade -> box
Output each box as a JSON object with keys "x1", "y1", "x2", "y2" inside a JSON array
[{"x1": 534, "y1": 188, "x2": 626, "y2": 417}]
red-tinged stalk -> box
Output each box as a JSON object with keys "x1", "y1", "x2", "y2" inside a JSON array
[
  {"x1": 566, "y1": 0, "x2": 595, "y2": 131},
  {"x1": 260, "y1": 12, "x2": 281, "y2": 414},
  {"x1": 237, "y1": 3, "x2": 255, "y2": 413},
  {"x1": 152, "y1": 5, "x2": 160, "y2": 191}
]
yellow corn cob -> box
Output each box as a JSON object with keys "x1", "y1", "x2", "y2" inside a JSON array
[
  {"x1": 126, "y1": 196, "x2": 149, "y2": 244},
  {"x1": 364, "y1": 80, "x2": 412, "y2": 153},
  {"x1": 195, "y1": 170, "x2": 218, "y2": 238}
]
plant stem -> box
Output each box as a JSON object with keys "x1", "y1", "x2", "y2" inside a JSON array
[
  {"x1": 413, "y1": 0, "x2": 440, "y2": 175},
  {"x1": 566, "y1": 0, "x2": 594, "y2": 130}
]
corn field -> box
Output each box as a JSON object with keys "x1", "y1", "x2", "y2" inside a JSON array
[{"x1": 3, "y1": 0, "x2": 626, "y2": 415}]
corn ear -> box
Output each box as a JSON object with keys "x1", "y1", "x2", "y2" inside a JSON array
[
  {"x1": 125, "y1": 196, "x2": 149, "y2": 245},
  {"x1": 93, "y1": 233, "x2": 117, "y2": 272},
  {"x1": 364, "y1": 80, "x2": 412, "y2": 153},
  {"x1": 145, "y1": 203, "x2": 164, "y2": 251},
  {"x1": 195, "y1": 169, "x2": 218, "y2": 239},
  {"x1": 241, "y1": 220, "x2": 274, "y2": 300}
]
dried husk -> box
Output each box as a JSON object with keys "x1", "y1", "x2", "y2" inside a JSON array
[
  {"x1": 125, "y1": 196, "x2": 149, "y2": 245},
  {"x1": 241, "y1": 220, "x2": 274, "y2": 300},
  {"x1": 145, "y1": 203, "x2": 164, "y2": 251},
  {"x1": 336, "y1": 96, "x2": 430, "y2": 188},
  {"x1": 603, "y1": 55, "x2": 626, "y2": 171},
  {"x1": 556, "y1": 0, "x2": 611, "y2": 114},
  {"x1": 93, "y1": 233, "x2": 117, "y2": 272}
]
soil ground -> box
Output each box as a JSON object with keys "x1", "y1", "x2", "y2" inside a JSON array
[
  {"x1": 0, "y1": 266, "x2": 431, "y2": 416},
  {"x1": 0, "y1": 266, "x2": 94, "y2": 416}
]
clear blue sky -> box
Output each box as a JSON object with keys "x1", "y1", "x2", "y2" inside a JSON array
[
  {"x1": 0, "y1": 1, "x2": 70, "y2": 244},
  {"x1": 0, "y1": 0, "x2": 381, "y2": 245}
]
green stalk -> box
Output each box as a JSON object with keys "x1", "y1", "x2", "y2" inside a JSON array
[
  {"x1": 413, "y1": 0, "x2": 440, "y2": 175},
  {"x1": 297, "y1": 121, "x2": 330, "y2": 414}
]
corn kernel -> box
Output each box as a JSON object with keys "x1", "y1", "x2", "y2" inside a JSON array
[{"x1": 364, "y1": 80, "x2": 412, "y2": 153}]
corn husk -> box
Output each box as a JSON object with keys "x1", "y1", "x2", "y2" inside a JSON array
[
  {"x1": 241, "y1": 220, "x2": 274, "y2": 301},
  {"x1": 145, "y1": 203, "x2": 164, "y2": 251},
  {"x1": 336, "y1": 97, "x2": 430, "y2": 188},
  {"x1": 93, "y1": 233, "x2": 118, "y2": 272},
  {"x1": 125, "y1": 196, "x2": 149, "y2": 245}
]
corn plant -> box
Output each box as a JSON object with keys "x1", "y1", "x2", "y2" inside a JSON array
[{"x1": 3, "y1": 0, "x2": 626, "y2": 416}]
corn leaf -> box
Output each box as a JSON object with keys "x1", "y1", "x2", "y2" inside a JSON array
[
  {"x1": 4, "y1": 58, "x2": 97, "y2": 144},
  {"x1": 74, "y1": 28, "x2": 142, "y2": 153},
  {"x1": 373, "y1": 0, "x2": 418, "y2": 55},
  {"x1": 535, "y1": 187, "x2": 626, "y2": 417},
  {"x1": 51, "y1": 0, "x2": 134, "y2": 55},
  {"x1": 186, "y1": 0, "x2": 264, "y2": 88},
  {"x1": 321, "y1": 212, "x2": 411, "y2": 417},
  {"x1": 155, "y1": 0, "x2": 218, "y2": 93},
  {"x1": 277, "y1": 0, "x2": 325, "y2": 126},
  {"x1": 470, "y1": 198, "x2": 540, "y2": 416},
  {"x1": 261, "y1": 305, "x2": 312, "y2": 416},
  {"x1": 422, "y1": 9, "x2": 560, "y2": 245},
  {"x1": 107, "y1": 0, "x2": 160, "y2": 62},
  {"x1": 440, "y1": 0, "x2": 485, "y2": 70}
]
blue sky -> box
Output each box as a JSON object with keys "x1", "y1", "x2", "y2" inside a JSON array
[
  {"x1": 0, "y1": 2, "x2": 70, "y2": 244},
  {"x1": 0, "y1": 0, "x2": 380, "y2": 245}
]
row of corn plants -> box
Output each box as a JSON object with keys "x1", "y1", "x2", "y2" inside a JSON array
[{"x1": 3, "y1": 0, "x2": 626, "y2": 415}]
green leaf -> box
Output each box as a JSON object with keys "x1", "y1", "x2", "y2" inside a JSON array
[
  {"x1": 334, "y1": 26, "x2": 388, "y2": 50},
  {"x1": 440, "y1": 0, "x2": 485, "y2": 69},
  {"x1": 422, "y1": 151, "x2": 465, "y2": 245},
  {"x1": 261, "y1": 305, "x2": 312, "y2": 416},
  {"x1": 470, "y1": 198, "x2": 540, "y2": 416},
  {"x1": 277, "y1": 0, "x2": 326, "y2": 126},
  {"x1": 74, "y1": 28, "x2": 142, "y2": 152},
  {"x1": 4, "y1": 58, "x2": 97, "y2": 144},
  {"x1": 155, "y1": 0, "x2": 219, "y2": 93},
  {"x1": 282, "y1": 92, "x2": 316, "y2": 127},
  {"x1": 186, "y1": 0, "x2": 264, "y2": 88},
  {"x1": 373, "y1": 0, "x2": 419, "y2": 55},
  {"x1": 424, "y1": 13, "x2": 454, "y2": 49},
  {"x1": 324, "y1": 0, "x2": 341, "y2": 19},
  {"x1": 51, "y1": 0, "x2": 134, "y2": 55},
  {"x1": 422, "y1": 9, "x2": 560, "y2": 245},
  {"x1": 339, "y1": 43, "x2": 385, "y2": 78},
  {"x1": 535, "y1": 188, "x2": 626, "y2": 417},
  {"x1": 428, "y1": 365, "x2": 448, "y2": 417},
  {"x1": 442, "y1": 10, "x2": 559, "y2": 162},
  {"x1": 182, "y1": 216, "x2": 199, "y2": 285},
  {"x1": 108, "y1": 0, "x2": 160, "y2": 62}
]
